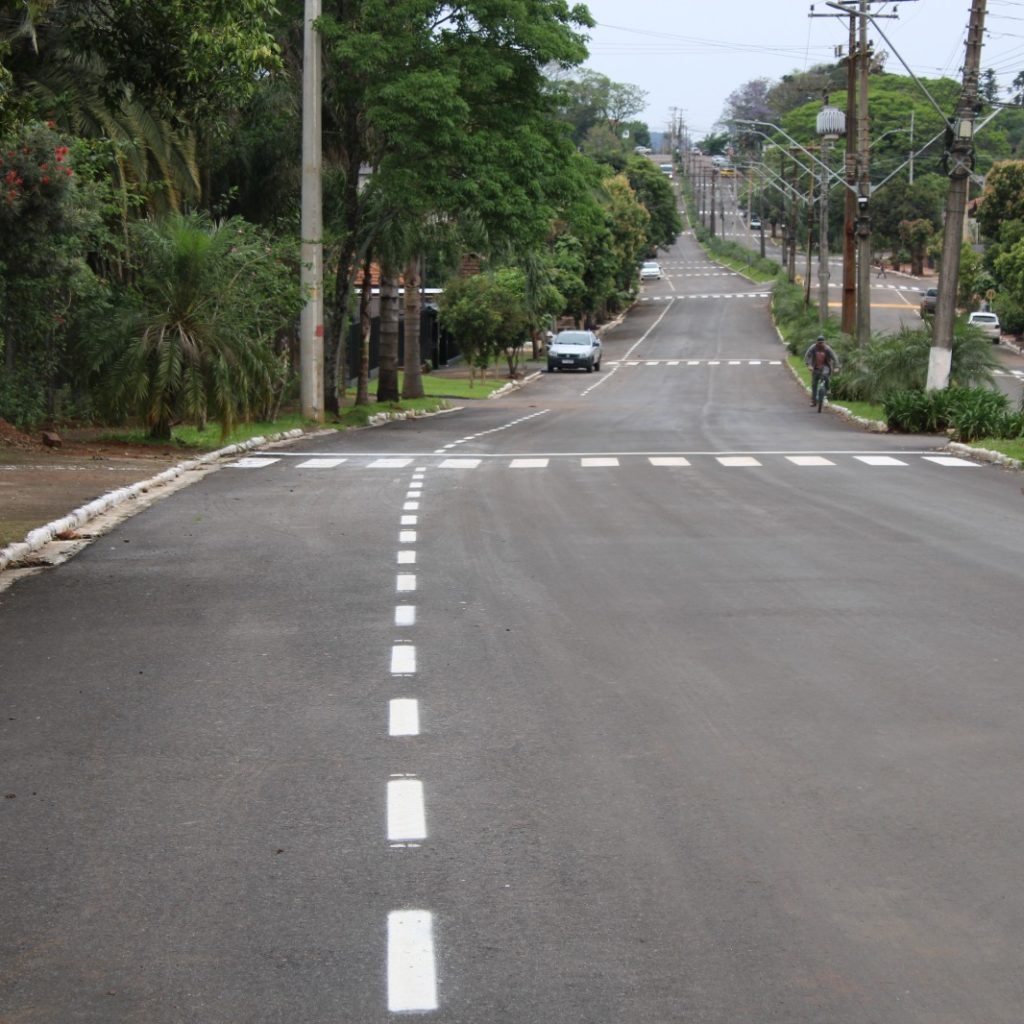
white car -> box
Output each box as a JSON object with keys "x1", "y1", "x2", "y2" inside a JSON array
[
  {"x1": 547, "y1": 330, "x2": 602, "y2": 372},
  {"x1": 640, "y1": 260, "x2": 663, "y2": 281},
  {"x1": 967, "y1": 310, "x2": 1001, "y2": 342}
]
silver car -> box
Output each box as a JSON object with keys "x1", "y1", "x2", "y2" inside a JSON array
[
  {"x1": 640, "y1": 260, "x2": 663, "y2": 281},
  {"x1": 967, "y1": 310, "x2": 1001, "y2": 342},
  {"x1": 547, "y1": 330, "x2": 602, "y2": 372}
]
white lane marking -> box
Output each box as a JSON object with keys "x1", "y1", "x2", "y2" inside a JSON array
[
  {"x1": 854, "y1": 455, "x2": 908, "y2": 466},
  {"x1": 389, "y1": 699, "x2": 420, "y2": 736},
  {"x1": 646, "y1": 360, "x2": 659, "y2": 366},
  {"x1": 296, "y1": 457, "x2": 346, "y2": 468},
  {"x1": 388, "y1": 911, "x2": 438, "y2": 1012},
  {"x1": 391, "y1": 645, "x2": 416, "y2": 675},
  {"x1": 708, "y1": 360, "x2": 721, "y2": 365},
  {"x1": 369, "y1": 458, "x2": 413, "y2": 468},
  {"x1": 408, "y1": 482, "x2": 423, "y2": 490},
  {"x1": 439, "y1": 459, "x2": 481, "y2": 468},
  {"x1": 395, "y1": 605, "x2": 416, "y2": 627},
  {"x1": 229, "y1": 457, "x2": 280, "y2": 469},
  {"x1": 921, "y1": 456, "x2": 978, "y2": 467},
  {"x1": 650, "y1": 457, "x2": 691, "y2": 466},
  {"x1": 786, "y1": 456, "x2": 836, "y2": 466},
  {"x1": 510, "y1": 458, "x2": 550, "y2": 468},
  {"x1": 687, "y1": 360, "x2": 700, "y2": 365},
  {"x1": 397, "y1": 574, "x2": 417, "y2": 592},
  {"x1": 403, "y1": 501, "x2": 421, "y2": 511},
  {"x1": 397, "y1": 550, "x2": 417, "y2": 565},
  {"x1": 717, "y1": 456, "x2": 762, "y2": 467},
  {"x1": 749, "y1": 360, "x2": 762, "y2": 366},
  {"x1": 581, "y1": 457, "x2": 619, "y2": 467},
  {"x1": 401, "y1": 515, "x2": 418, "y2": 526},
  {"x1": 667, "y1": 360, "x2": 680, "y2": 366},
  {"x1": 400, "y1": 531, "x2": 417, "y2": 544},
  {"x1": 388, "y1": 779, "x2": 427, "y2": 841},
  {"x1": 728, "y1": 360, "x2": 742, "y2": 365}
]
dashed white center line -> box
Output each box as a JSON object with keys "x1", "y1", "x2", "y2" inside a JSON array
[
  {"x1": 398, "y1": 550, "x2": 417, "y2": 565},
  {"x1": 387, "y1": 911, "x2": 438, "y2": 1013},
  {"x1": 403, "y1": 501, "x2": 421, "y2": 511},
  {"x1": 389, "y1": 699, "x2": 420, "y2": 737},
  {"x1": 388, "y1": 778, "x2": 427, "y2": 841},
  {"x1": 401, "y1": 515, "x2": 418, "y2": 526},
  {"x1": 391, "y1": 645, "x2": 417, "y2": 675},
  {"x1": 396, "y1": 574, "x2": 417, "y2": 593},
  {"x1": 395, "y1": 605, "x2": 417, "y2": 627},
  {"x1": 400, "y1": 531, "x2": 417, "y2": 544}
]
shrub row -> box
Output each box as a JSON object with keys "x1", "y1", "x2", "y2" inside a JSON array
[{"x1": 883, "y1": 387, "x2": 1024, "y2": 442}]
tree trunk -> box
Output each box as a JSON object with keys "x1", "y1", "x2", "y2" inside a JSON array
[
  {"x1": 401, "y1": 254, "x2": 424, "y2": 400},
  {"x1": 376, "y1": 265, "x2": 400, "y2": 402},
  {"x1": 356, "y1": 253, "x2": 373, "y2": 406}
]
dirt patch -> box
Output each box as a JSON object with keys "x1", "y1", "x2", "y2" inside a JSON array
[{"x1": 0, "y1": 419, "x2": 185, "y2": 548}]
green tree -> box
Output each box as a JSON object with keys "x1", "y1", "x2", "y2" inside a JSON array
[
  {"x1": 95, "y1": 214, "x2": 300, "y2": 439},
  {"x1": 438, "y1": 268, "x2": 532, "y2": 379},
  {"x1": 977, "y1": 161, "x2": 1024, "y2": 240},
  {"x1": 623, "y1": 156, "x2": 681, "y2": 251}
]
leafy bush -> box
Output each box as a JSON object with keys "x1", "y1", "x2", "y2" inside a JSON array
[{"x1": 883, "y1": 385, "x2": 1010, "y2": 440}]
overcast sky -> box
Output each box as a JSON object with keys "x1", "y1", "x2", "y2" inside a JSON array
[{"x1": 580, "y1": 0, "x2": 1024, "y2": 140}]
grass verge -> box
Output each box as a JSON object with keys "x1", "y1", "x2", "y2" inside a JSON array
[
  {"x1": 968, "y1": 437, "x2": 1024, "y2": 462},
  {"x1": 787, "y1": 356, "x2": 886, "y2": 423}
]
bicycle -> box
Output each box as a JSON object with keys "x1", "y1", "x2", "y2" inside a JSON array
[{"x1": 811, "y1": 366, "x2": 832, "y2": 413}]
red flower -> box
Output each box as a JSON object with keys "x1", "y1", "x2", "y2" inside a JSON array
[{"x1": 41, "y1": 176, "x2": 50, "y2": 185}]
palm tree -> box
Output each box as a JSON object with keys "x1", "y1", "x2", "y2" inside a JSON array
[{"x1": 98, "y1": 214, "x2": 291, "y2": 439}]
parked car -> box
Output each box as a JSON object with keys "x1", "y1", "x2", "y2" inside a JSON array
[
  {"x1": 640, "y1": 260, "x2": 663, "y2": 281},
  {"x1": 547, "y1": 330, "x2": 601, "y2": 372},
  {"x1": 920, "y1": 287, "x2": 938, "y2": 315},
  {"x1": 967, "y1": 310, "x2": 1002, "y2": 341},
  {"x1": 749, "y1": 217, "x2": 761, "y2": 230}
]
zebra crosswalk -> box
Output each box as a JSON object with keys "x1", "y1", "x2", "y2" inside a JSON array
[{"x1": 230, "y1": 452, "x2": 980, "y2": 472}]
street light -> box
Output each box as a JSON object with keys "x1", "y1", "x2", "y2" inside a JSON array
[{"x1": 816, "y1": 98, "x2": 846, "y2": 325}]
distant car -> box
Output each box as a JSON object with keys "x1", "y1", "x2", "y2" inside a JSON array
[
  {"x1": 967, "y1": 310, "x2": 1002, "y2": 341},
  {"x1": 749, "y1": 216, "x2": 762, "y2": 230},
  {"x1": 920, "y1": 287, "x2": 938, "y2": 315},
  {"x1": 547, "y1": 330, "x2": 602, "y2": 373},
  {"x1": 718, "y1": 166, "x2": 736, "y2": 177},
  {"x1": 634, "y1": 145, "x2": 652, "y2": 155},
  {"x1": 659, "y1": 163, "x2": 673, "y2": 178},
  {"x1": 640, "y1": 260, "x2": 663, "y2": 281}
]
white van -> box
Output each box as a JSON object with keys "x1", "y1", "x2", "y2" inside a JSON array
[{"x1": 659, "y1": 163, "x2": 673, "y2": 178}]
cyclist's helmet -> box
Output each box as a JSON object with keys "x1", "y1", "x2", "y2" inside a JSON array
[{"x1": 816, "y1": 334, "x2": 825, "y2": 342}]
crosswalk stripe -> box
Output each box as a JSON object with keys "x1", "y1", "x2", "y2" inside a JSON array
[
  {"x1": 854, "y1": 455, "x2": 907, "y2": 466},
  {"x1": 717, "y1": 456, "x2": 762, "y2": 467},
  {"x1": 786, "y1": 456, "x2": 835, "y2": 466}
]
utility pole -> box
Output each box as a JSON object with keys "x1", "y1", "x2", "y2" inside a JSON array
[
  {"x1": 855, "y1": 0, "x2": 872, "y2": 348},
  {"x1": 299, "y1": 0, "x2": 324, "y2": 422},
  {"x1": 710, "y1": 168, "x2": 717, "y2": 237},
  {"x1": 842, "y1": 10, "x2": 858, "y2": 335},
  {"x1": 928, "y1": 0, "x2": 987, "y2": 390}
]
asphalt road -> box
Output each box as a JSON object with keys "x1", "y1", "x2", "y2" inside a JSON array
[
  {"x1": 3, "y1": 229, "x2": 1024, "y2": 1023},
  {"x1": 705, "y1": 169, "x2": 1024, "y2": 404}
]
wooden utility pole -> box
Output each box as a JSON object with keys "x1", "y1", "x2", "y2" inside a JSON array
[
  {"x1": 855, "y1": 0, "x2": 872, "y2": 348},
  {"x1": 928, "y1": 0, "x2": 987, "y2": 390},
  {"x1": 710, "y1": 168, "x2": 717, "y2": 237},
  {"x1": 842, "y1": 10, "x2": 857, "y2": 335}
]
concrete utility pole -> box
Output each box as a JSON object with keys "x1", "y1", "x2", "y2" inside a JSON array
[
  {"x1": 299, "y1": 0, "x2": 324, "y2": 422},
  {"x1": 928, "y1": 0, "x2": 987, "y2": 391},
  {"x1": 710, "y1": 168, "x2": 717, "y2": 237}
]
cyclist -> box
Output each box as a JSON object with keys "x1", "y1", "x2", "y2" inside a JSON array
[{"x1": 803, "y1": 335, "x2": 840, "y2": 407}]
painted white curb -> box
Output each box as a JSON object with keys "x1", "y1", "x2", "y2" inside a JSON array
[{"x1": 0, "y1": 428, "x2": 307, "y2": 574}]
